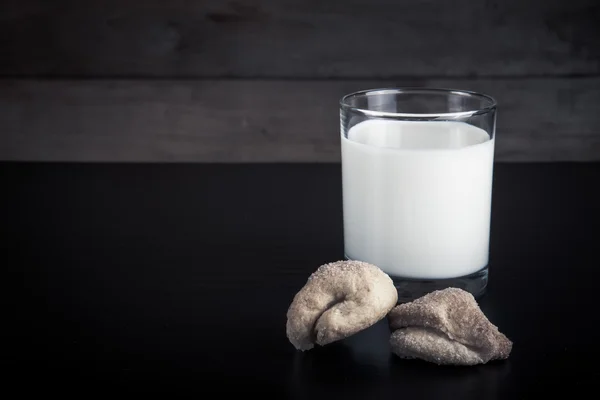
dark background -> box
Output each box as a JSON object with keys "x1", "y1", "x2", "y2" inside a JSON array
[
  {"x1": 1, "y1": 0, "x2": 599, "y2": 162},
  {"x1": 3, "y1": 3, "x2": 600, "y2": 396}
]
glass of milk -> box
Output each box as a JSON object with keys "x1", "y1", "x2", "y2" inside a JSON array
[{"x1": 340, "y1": 88, "x2": 497, "y2": 302}]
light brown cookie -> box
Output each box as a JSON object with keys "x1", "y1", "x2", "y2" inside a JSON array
[
  {"x1": 286, "y1": 260, "x2": 398, "y2": 351},
  {"x1": 388, "y1": 287, "x2": 512, "y2": 365}
]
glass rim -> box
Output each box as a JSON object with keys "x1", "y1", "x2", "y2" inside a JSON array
[{"x1": 339, "y1": 87, "x2": 497, "y2": 118}]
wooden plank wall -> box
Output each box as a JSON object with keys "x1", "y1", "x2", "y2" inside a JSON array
[{"x1": 1, "y1": 0, "x2": 599, "y2": 162}]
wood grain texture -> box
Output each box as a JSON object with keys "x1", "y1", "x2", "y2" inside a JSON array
[
  {"x1": 1, "y1": 0, "x2": 599, "y2": 78},
  {"x1": 1, "y1": 78, "x2": 599, "y2": 162}
]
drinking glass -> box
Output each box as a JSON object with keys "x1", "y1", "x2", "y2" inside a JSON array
[{"x1": 340, "y1": 88, "x2": 497, "y2": 302}]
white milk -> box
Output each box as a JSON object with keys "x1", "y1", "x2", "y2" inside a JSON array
[{"x1": 341, "y1": 119, "x2": 495, "y2": 280}]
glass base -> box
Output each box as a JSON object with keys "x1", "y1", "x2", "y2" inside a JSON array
[{"x1": 390, "y1": 267, "x2": 488, "y2": 303}]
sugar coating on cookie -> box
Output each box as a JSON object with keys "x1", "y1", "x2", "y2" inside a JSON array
[
  {"x1": 388, "y1": 287, "x2": 512, "y2": 365},
  {"x1": 286, "y1": 260, "x2": 398, "y2": 351}
]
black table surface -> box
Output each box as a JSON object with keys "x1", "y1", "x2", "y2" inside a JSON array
[{"x1": 4, "y1": 162, "x2": 600, "y2": 398}]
